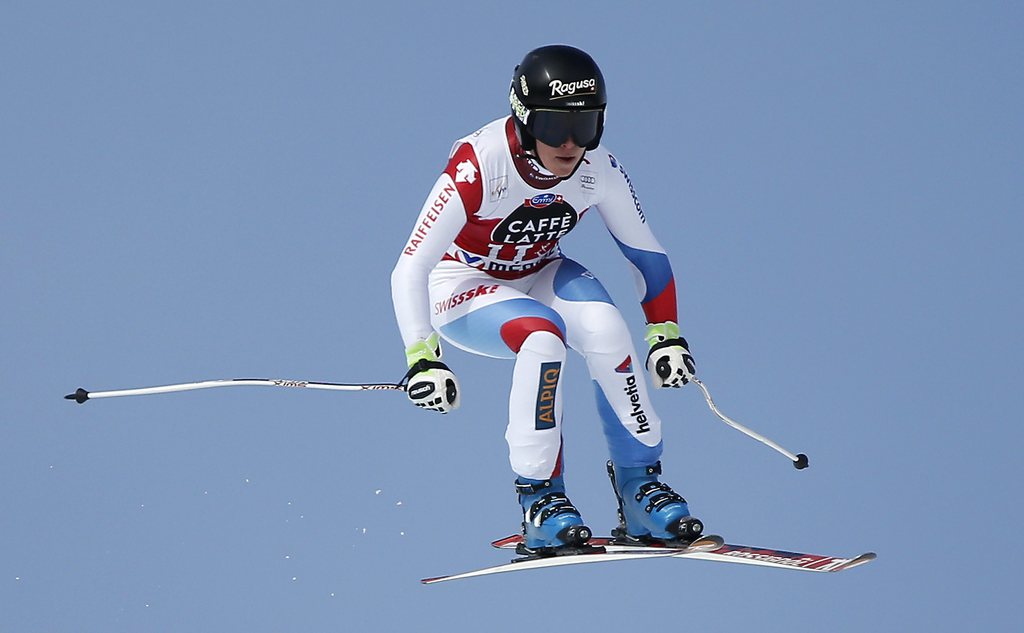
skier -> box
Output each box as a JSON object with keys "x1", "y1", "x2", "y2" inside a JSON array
[{"x1": 391, "y1": 45, "x2": 703, "y2": 554}]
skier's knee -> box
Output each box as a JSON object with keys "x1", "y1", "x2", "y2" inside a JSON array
[
  {"x1": 573, "y1": 303, "x2": 629, "y2": 351},
  {"x1": 500, "y1": 316, "x2": 566, "y2": 355}
]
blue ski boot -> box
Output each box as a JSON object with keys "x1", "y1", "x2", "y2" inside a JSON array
[
  {"x1": 515, "y1": 476, "x2": 593, "y2": 556},
  {"x1": 606, "y1": 460, "x2": 704, "y2": 544}
]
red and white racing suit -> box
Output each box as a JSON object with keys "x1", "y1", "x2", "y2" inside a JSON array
[{"x1": 391, "y1": 116, "x2": 680, "y2": 480}]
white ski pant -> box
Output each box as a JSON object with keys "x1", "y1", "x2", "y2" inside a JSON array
[{"x1": 428, "y1": 258, "x2": 663, "y2": 480}]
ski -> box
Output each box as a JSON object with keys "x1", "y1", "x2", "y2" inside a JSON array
[
  {"x1": 421, "y1": 535, "x2": 724, "y2": 585},
  {"x1": 681, "y1": 543, "x2": 876, "y2": 573},
  {"x1": 492, "y1": 534, "x2": 875, "y2": 574}
]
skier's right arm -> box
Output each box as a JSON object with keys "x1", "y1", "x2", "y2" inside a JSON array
[{"x1": 391, "y1": 144, "x2": 478, "y2": 413}]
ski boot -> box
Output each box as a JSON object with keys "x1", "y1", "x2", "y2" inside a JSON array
[
  {"x1": 606, "y1": 460, "x2": 704, "y2": 545},
  {"x1": 515, "y1": 476, "x2": 593, "y2": 556}
]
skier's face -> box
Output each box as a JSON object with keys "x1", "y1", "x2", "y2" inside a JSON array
[{"x1": 535, "y1": 139, "x2": 585, "y2": 178}]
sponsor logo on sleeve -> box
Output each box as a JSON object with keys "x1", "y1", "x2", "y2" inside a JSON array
[
  {"x1": 618, "y1": 163, "x2": 645, "y2": 223},
  {"x1": 404, "y1": 181, "x2": 456, "y2": 256},
  {"x1": 607, "y1": 155, "x2": 644, "y2": 223},
  {"x1": 455, "y1": 160, "x2": 478, "y2": 184}
]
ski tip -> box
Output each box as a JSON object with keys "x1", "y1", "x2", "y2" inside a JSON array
[
  {"x1": 840, "y1": 552, "x2": 877, "y2": 571},
  {"x1": 697, "y1": 534, "x2": 725, "y2": 550},
  {"x1": 65, "y1": 388, "x2": 90, "y2": 404},
  {"x1": 793, "y1": 453, "x2": 809, "y2": 470}
]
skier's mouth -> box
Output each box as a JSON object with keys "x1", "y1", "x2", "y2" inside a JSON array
[
  {"x1": 554, "y1": 153, "x2": 581, "y2": 166},
  {"x1": 535, "y1": 142, "x2": 585, "y2": 177}
]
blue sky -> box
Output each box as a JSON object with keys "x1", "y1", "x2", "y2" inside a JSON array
[{"x1": 3, "y1": 2, "x2": 1021, "y2": 631}]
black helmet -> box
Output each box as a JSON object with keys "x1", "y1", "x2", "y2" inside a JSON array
[{"x1": 510, "y1": 45, "x2": 607, "y2": 151}]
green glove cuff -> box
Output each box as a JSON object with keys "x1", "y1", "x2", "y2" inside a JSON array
[
  {"x1": 644, "y1": 321, "x2": 680, "y2": 348},
  {"x1": 405, "y1": 332, "x2": 441, "y2": 368}
]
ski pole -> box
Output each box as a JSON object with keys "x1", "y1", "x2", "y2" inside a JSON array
[
  {"x1": 65, "y1": 377, "x2": 406, "y2": 404},
  {"x1": 690, "y1": 377, "x2": 809, "y2": 470}
]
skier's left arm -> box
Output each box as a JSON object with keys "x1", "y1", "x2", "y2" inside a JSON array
[{"x1": 594, "y1": 155, "x2": 695, "y2": 388}]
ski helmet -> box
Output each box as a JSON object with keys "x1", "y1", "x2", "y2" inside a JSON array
[{"x1": 510, "y1": 45, "x2": 607, "y2": 152}]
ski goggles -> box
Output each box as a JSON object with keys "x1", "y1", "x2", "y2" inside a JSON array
[{"x1": 528, "y1": 108, "x2": 604, "y2": 148}]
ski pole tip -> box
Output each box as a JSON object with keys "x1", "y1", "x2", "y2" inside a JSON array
[
  {"x1": 793, "y1": 453, "x2": 809, "y2": 470},
  {"x1": 65, "y1": 388, "x2": 90, "y2": 404}
]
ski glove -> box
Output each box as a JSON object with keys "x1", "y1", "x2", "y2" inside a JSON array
[
  {"x1": 404, "y1": 333, "x2": 460, "y2": 414},
  {"x1": 645, "y1": 322, "x2": 695, "y2": 388}
]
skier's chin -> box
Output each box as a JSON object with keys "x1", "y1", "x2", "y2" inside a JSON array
[{"x1": 548, "y1": 154, "x2": 583, "y2": 177}]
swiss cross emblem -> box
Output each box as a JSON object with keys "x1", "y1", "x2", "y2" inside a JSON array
[{"x1": 455, "y1": 160, "x2": 478, "y2": 184}]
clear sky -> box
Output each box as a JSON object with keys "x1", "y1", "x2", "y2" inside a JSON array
[{"x1": 3, "y1": 1, "x2": 1021, "y2": 631}]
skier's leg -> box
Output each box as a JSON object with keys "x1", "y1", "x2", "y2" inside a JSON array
[
  {"x1": 428, "y1": 262, "x2": 589, "y2": 550},
  {"x1": 530, "y1": 258, "x2": 702, "y2": 542},
  {"x1": 429, "y1": 263, "x2": 569, "y2": 477},
  {"x1": 505, "y1": 327, "x2": 592, "y2": 550},
  {"x1": 528, "y1": 258, "x2": 661, "y2": 463}
]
